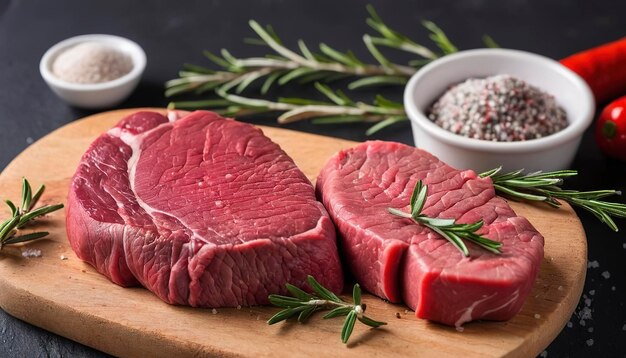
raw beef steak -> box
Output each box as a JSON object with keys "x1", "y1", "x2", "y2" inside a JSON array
[
  {"x1": 316, "y1": 141, "x2": 544, "y2": 327},
  {"x1": 67, "y1": 110, "x2": 343, "y2": 307}
]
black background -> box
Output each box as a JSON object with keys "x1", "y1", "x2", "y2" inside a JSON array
[{"x1": 1, "y1": 0, "x2": 625, "y2": 356}]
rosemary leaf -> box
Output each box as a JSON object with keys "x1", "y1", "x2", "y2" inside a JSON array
[
  {"x1": 268, "y1": 276, "x2": 386, "y2": 344},
  {"x1": 18, "y1": 204, "x2": 65, "y2": 228},
  {"x1": 5, "y1": 200, "x2": 17, "y2": 217},
  {"x1": 323, "y1": 306, "x2": 353, "y2": 319},
  {"x1": 422, "y1": 21, "x2": 459, "y2": 55},
  {"x1": 341, "y1": 311, "x2": 358, "y2": 344},
  {"x1": 285, "y1": 283, "x2": 314, "y2": 301},
  {"x1": 30, "y1": 184, "x2": 45, "y2": 211},
  {"x1": 298, "y1": 306, "x2": 317, "y2": 322},
  {"x1": 348, "y1": 75, "x2": 407, "y2": 90},
  {"x1": 353, "y1": 284, "x2": 362, "y2": 306},
  {"x1": 3, "y1": 231, "x2": 49, "y2": 246},
  {"x1": 261, "y1": 71, "x2": 284, "y2": 94},
  {"x1": 389, "y1": 180, "x2": 502, "y2": 257},
  {"x1": 481, "y1": 168, "x2": 626, "y2": 231},
  {"x1": 482, "y1": 35, "x2": 500, "y2": 48},
  {"x1": 307, "y1": 275, "x2": 341, "y2": 303},
  {"x1": 358, "y1": 315, "x2": 387, "y2": 328},
  {"x1": 365, "y1": 116, "x2": 407, "y2": 136},
  {"x1": 312, "y1": 116, "x2": 369, "y2": 124},
  {"x1": 21, "y1": 178, "x2": 32, "y2": 214}
]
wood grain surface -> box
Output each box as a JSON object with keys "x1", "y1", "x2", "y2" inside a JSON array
[{"x1": 0, "y1": 109, "x2": 587, "y2": 358}]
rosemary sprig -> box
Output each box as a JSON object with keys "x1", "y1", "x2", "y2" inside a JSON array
[
  {"x1": 165, "y1": 6, "x2": 462, "y2": 97},
  {"x1": 172, "y1": 83, "x2": 407, "y2": 135},
  {"x1": 0, "y1": 178, "x2": 64, "y2": 249},
  {"x1": 388, "y1": 180, "x2": 502, "y2": 256},
  {"x1": 480, "y1": 167, "x2": 626, "y2": 232},
  {"x1": 268, "y1": 275, "x2": 386, "y2": 344}
]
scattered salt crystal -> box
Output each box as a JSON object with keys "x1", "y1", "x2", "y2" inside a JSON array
[
  {"x1": 584, "y1": 298, "x2": 592, "y2": 307},
  {"x1": 211, "y1": 308, "x2": 217, "y2": 315},
  {"x1": 26, "y1": 137, "x2": 34, "y2": 144},
  {"x1": 404, "y1": 310, "x2": 409, "y2": 314},
  {"x1": 623, "y1": 243, "x2": 626, "y2": 249},
  {"x1": 579, "y1": 320, "x2": 586, "y2": 327},
  {"x1": 586, "y1": 339, "x2": 594, "y2": 347},
  {"x1": 567, "y1": 322, "x2": 573, "y2": 328},
  {"x1": 622, "y1": 324, "x2": 626, "y2": 331},
  {"x1": 455, "y1": 326, "x2": 464, "y2": 332},
  {"x1": 589, "y1": 290, "x2": 595, "y2": 296},
  {"x1": 60, "y1": 255, "x2": 68, "y2": 260},
  {"x1": 215, "y1": 201, "x2": 224, "y2": 208},
  {"x1": 225, "y1": 174, "x2": 233, "y2": 180},
  {"x1": 256, "y1": 315, "x2": 260, "y2": 321},
  {"x1": 557, "y1": 285, "x2": 563, "y2": 291},
  {"x1": 540, "y1": 350, "x2": 548, "y2": 358},
  {"x1": 601, "y1": 271, "x2": 611, "y2": 279},
  {"x1": 21, "y1": 249, "x2": 42, "y2": 258},
  {"x1": 237, "y1": 305, "x2": 242, "y2": 310},
  {"x1": 580, "y1": 307, "x2": 592, "y2": 320},
  {"x1": 534, "y1": 314, "x2": 541, "y2": 319},
  {"x1": 612, "y1": 286, "x2": 616, "y2": 291},
  {"x1": 587, "y1": 260, "x2": 599, "y2": 269},
  {"x1": 587, "y1": 327, "x2": 594, "y2": 333}
]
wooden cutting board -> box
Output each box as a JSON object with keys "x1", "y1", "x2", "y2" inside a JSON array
[{"x1": 0, "y1": 108, "x2": 587, "y2": 358}]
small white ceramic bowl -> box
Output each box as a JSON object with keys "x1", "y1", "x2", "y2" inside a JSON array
[
  {"x1": 40, "y1": 34, "x2": 146, "y2": 109},
  {"x1": 403, "y1": 48, "x2": 594, "y2": 173}
]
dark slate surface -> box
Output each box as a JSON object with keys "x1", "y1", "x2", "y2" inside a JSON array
[{"x1": 1, "y1": 0, "x2": 625, "y2": 357}]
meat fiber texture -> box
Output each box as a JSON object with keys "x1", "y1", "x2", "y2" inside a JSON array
[
  {"x1": 316, "y1": 141, "x2": 544, "y2": 327},
  {"x1": 66, "y1": 110, "x2": 343, "y2": 307}
]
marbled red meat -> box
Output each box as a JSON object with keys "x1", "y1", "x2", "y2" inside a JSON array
[
  {"x1": 316, "y1": 141, "x2": 543, "y2": 326},
  {"x1": 66, "y1": 110, "x2": 343, "y2": 307}
]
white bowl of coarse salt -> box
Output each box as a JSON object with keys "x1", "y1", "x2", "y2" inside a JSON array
[
  {"x1": 40, "y1": 34, "x2": 146, "y2": 109},
  {"x1": 404, "y1": 48, "x2": 594, "y2": 173}
]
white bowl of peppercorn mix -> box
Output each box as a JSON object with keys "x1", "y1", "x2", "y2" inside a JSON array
[
  {"x1": 40, "y1": 34, "x2": 146, "y2": 109},
  {"x1": 404, "y1": 48, "x2": 594, "y2": 172}
]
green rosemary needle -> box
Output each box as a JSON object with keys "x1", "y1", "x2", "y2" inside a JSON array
[
  {"x1": 388, "y1": 180, "x2": 502, "y2": 256},
  {"x1": 165, "y1": 5, "x2": 456, "y2": 98},
  {"x1": 267, "y1": 275, "x2": 386, "y2": 344},
  {"x1": 480, "y1": 167, "x2": 626, "y2": 232},
  {"x1": 171, "y1": 82, "x2": 407, "y2": 135},
  {"x1": 0, "y1": 178, "x2": 64, "y2": 249}
]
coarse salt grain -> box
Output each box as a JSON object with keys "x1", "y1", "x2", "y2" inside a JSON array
[
  {"x1": 21, "y1": 249, "x2": 42, "y2": 258},
  {"x1": 211, "y1": 308, "x2": 217, "y2": 315},
  {"x1": 567, "y1": 322, "x2": 573, "y2": 328},
  {"x1": 52, "y1": 42, "x2": 133, "y2": 84},
  {"x1": 587, "y1": 260, "x2": 599, "y2": 269},
  {"x1": 622, "y1": 324, "x2": 626, "y2": 331},
  {"x1": 588, "y1": 327, "x2": 594, "y2": 333},
  {"x1": 60, "y1": 255, "x2": 68, "y2": 260},
  {"x1": 589, "y1": 290, "x2": 595, "y2": 295},
  {"x1": 586, "y1": 339, "x2": 594, "y2": 347},
  {"x1": 601, "y1": 271, "x2": 611, "y2": 279},
  {"x1": 428, "y1": 75, "x2": 568, "y2": 142},
  {"x1": 540, "y1": 350, "x2": 548, "y2": 358},
  {"x1": 534, "y1": 313, "x2": 541, "y2": 319}
]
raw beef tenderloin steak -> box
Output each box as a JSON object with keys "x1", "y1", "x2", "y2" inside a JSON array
[
  {"x1": 67, "y1": 110, "x2": 343, "y2": 307},
  {"x1": 316, "y1": 141, "x2": 544, "y2": 327}
]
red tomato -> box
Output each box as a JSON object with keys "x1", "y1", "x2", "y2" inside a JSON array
[{"x1": 595, "y1": 96, "x2": 626, "y2": 161}]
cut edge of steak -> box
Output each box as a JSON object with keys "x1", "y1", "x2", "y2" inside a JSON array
[
  {"x1": 66, "y1": 110, "x2": 344, "y2": 307},
  {"x1": 316, "y1": 140, "x2": 544, "y2": 327}
]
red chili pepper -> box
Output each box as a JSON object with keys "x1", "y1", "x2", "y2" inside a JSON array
[
  {"x1": 560, "y1": 37, "x2": 626, "y2": 104},
  {"x1": 595, "y1": 95, "x2": 626, "y2": 161}
]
